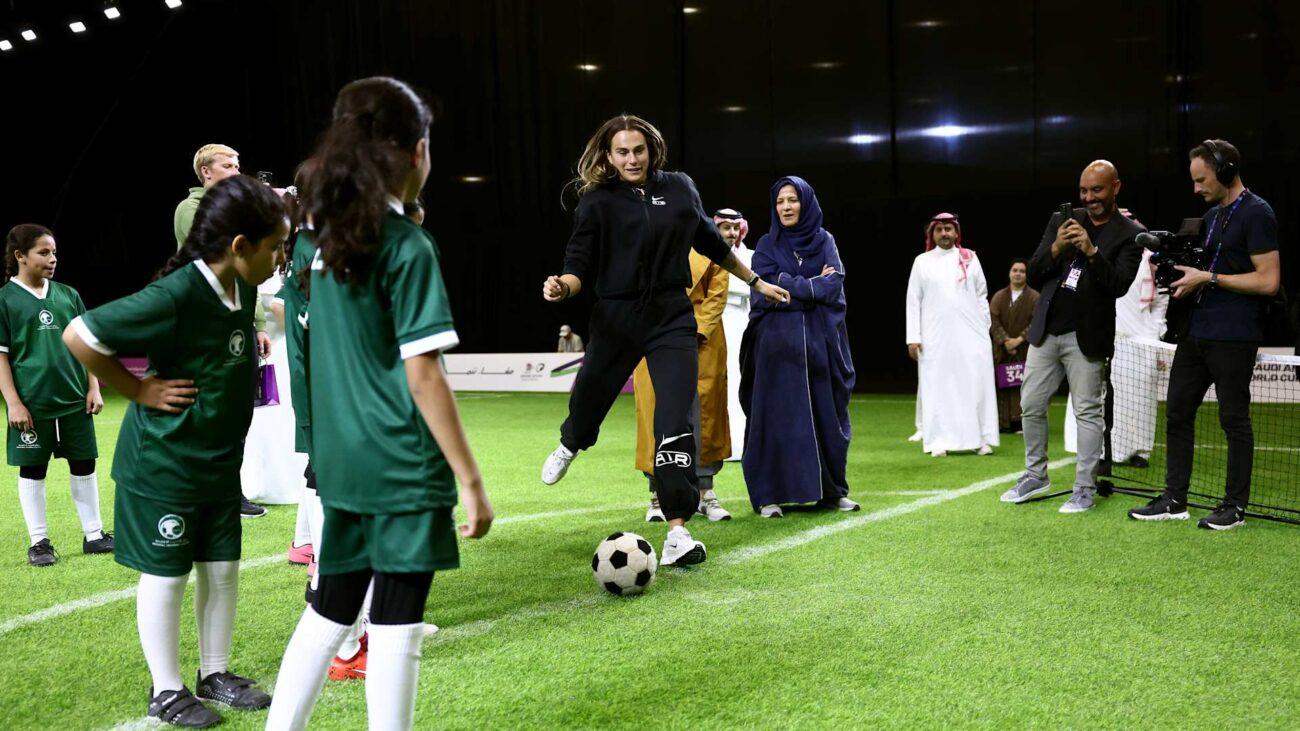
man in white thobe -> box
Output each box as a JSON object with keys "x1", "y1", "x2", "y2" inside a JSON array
[
  {"x1": 905, "y1": 212, "x2": 999, "y2": 457},
  {"x1": 717, "y1": 208, "x2": 751, "y2": 462}
]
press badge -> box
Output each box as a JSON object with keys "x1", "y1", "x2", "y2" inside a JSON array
[{"x1": 1062, "y1": 260, "x2": 1085, "y2": 291}]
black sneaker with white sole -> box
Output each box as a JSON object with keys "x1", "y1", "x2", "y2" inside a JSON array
[
  {"x1": 148, "y1": 686, "x2": 221, "y2": 728},
  {"x1": 1197, "y1": 504, "x2": 1245, "y2": 531},
  {"x1": 1128, "y1": 494, "x2": 1189, "y2": 521},
  {"x1": 196, "y1": 670, "x2": 271, "y2": 710},
  {"x1": 240, "y1": 497, "x2": 267, "y2": 518}
]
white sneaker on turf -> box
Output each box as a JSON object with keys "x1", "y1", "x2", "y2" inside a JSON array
[
  {"x1": 760, "y1": 504, "x2": 784, "y2": 518},
  {"x1": 660, "y1": 526, "x2": 706, "y2": 566},
  {"x1": 977, "y1": 444, "x2": 993, "y2": 456},
  {"x1": 541, "y1": 444, "x2": 577, "y2": 485},
  {"x1": 908, "y1": 430, "x2": 923, "y2": 442},
  {"x1": 645, "y1": 494, "x2": 666, "y2": 523},
  {"x1": 931, "y1": 449, "x2": 947, "y2": 458},
  {"x1": 697, "y1": 490, "x2": 731, "y2": 521},
  {"x1": 825, "y1": 496, "x2": 860, "y2": 512}
]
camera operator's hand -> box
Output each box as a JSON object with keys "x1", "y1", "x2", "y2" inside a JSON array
[{"x1": 1169, "y1": 266, "x2": 1212, "y2": 299}]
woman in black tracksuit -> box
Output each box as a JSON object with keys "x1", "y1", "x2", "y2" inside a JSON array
[{"x1": 540, "y1": 114, "x2": 788, "y2": 566}]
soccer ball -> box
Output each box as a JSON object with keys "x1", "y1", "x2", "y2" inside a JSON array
[{"x1": 591, "y1": 532, "x2": 657, "y2": 595}]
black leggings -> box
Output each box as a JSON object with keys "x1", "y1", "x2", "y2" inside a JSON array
[
  {"x1": 312, "y1": 569, "x2": 434, "y2": 626},
  {"x1": 19, "y1": 459, "x2": 95, "y2": 480},
  {"x1": 562, "y1": 293, "x2": 700, "y2": 522}
]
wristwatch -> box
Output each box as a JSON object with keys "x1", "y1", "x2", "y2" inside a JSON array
[
  {"x1": 1209, "y1": 272, "x2": 1219, "y2": 288},
  {"x1": 747, "y1": 273, "x2": 761, "y2": 287}
]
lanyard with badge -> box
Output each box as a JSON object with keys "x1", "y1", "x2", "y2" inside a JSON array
[
  {"x1": 1198, "y1": 189, "x2": 1250, "y2": 302},
  {"x1": 1060, "y1": 224, "x2": 1091, "y2": 291}
]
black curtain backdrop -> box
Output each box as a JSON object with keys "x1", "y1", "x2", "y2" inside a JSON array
[{"x1": 1, "y1": 0, "x2": 1297, "y2": 391}]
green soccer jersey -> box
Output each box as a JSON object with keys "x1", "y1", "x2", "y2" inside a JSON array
[
  {"x1": 74, "y1": 260, "x2": 257, "y2": 504},
  {"x1": 274, "y1": 237, "x2": 315, "y2": 442},
  {"x1": 308, "y1": 209, "x2": 459, "y2": 514},
  {"x1": 0, "y1": 279, "x2": 90, "y2": 419}
]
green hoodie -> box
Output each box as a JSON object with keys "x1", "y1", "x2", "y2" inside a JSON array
[{"x1": 173, "y1": 185, "x2": 267, "y2": 331}]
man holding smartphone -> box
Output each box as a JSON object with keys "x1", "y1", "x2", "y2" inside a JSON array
[
  {"x1": 1000, "y1": 160, "x2": 1142, "y2": 512},
  {"x1": 1128, "y1": 139, "x2": 1280, "y2": 530}
]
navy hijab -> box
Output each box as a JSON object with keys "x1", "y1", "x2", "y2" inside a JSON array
[{"x1": 769, "y1": 175, "x2": 828, "y2": 261}]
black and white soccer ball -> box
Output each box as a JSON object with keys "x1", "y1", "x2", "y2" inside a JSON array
[{"x1": 591, "y1": 532, "x2": 657, "y2": 595}]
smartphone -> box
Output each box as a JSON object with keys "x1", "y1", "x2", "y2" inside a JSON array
[
  {"x1": 256, "y1": 170, "x2": 275, "y2": 186},
  {"x1": 1058, "y1": 202, "x2": 1074, "y2": 226}
]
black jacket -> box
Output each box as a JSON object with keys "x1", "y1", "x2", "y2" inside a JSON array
[
  {"x1": 1026, "y1": 208, "x2": 1143, "y2": 358},
  {"x1": 562, "y1": 170, "x2": 732, "y2": 299}
]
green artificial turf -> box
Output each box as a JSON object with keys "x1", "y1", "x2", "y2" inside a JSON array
[{"x1": 1, "y1": 392, "x2": 1298, "y2": 730}]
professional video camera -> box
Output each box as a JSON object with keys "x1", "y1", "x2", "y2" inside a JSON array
[{"x1": 1135, "y1": 218, "x2": 1207, "y2": 292}]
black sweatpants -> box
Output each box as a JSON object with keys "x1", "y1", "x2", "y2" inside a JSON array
[
  {"x1": 1164, "y1": 337, "x2": 1258, "y2": 508},
  {"x1": 561, "y1": 292, "x2": 700, "y2": 522}
]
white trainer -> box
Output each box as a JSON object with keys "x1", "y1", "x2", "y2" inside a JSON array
[
  {"x1": 645, "y1": 494, "x2": 666, "y2": 523},
  {"x1": 824, "y1": 496, "x2": 860, "y2": 512},
  {"x1": 697, "y1": 490, "x2": 731, "y2": 522},
  {"x1": 931, "y1": 449, "x2": 947, "y2": 458},
  {"x1": 660, "y1": 526, "x2": 706, "y2": 567},
  {"x1": 541, "y1": 444, "x2": 577, "y2": 485},
  {"x1": 908, "y1": 430, "x2": 923, "y2": 442},
  {"x1": 977, "y1": 445, "x2": 993, "y2": 456},
  {"x1": 759, "y1": 504, "x2": 784, "y2": 518}
]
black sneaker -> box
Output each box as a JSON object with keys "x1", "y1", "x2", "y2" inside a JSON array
[
  {"x1": 196, "y1": 670, "x2": 272, "y2": 710},
  {"x1": 304, "y1": 578, "x2": 318, "y2": 605},
  {"x1": 1127, "y1": 455, "x2": 1150, "y2": 469},
  {"x1": 1128, "y1": 494, "x2": 1189, "y2": 521},
  {"x1": 148, "y1": 686, "x2": 221, "y2": 728},
  {"x1": 1198, "y1": 504, "x2": 1245, "y2": 531},
  {"x1": 27, "y1": 538, "x2": 58, "y2": 567},
  {"x1": 83, "y1": 531, "x2": 115, "y2": 554},
  {"x1": 240, "y1": 497, "x2": 267, "y2": 519}
]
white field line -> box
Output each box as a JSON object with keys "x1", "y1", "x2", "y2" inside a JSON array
[
  {"x1": 1152, "y1": 442, "x2": 1300, "y2": 453},
  {"x1": 99, "y1": 460, "x2": 1074, "y2": 731}
]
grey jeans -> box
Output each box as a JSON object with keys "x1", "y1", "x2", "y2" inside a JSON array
[{"x1": 1021, "y1": 332, "x2": 1106, "y2": 488}]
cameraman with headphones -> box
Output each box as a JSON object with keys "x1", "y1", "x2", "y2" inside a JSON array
[{"x1": 1128, "y1": 139, "x2": 1280, "y2": 530}]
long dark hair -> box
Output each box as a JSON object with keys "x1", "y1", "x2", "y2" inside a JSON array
[
  {"x1": 306, "y1": 76, "x2": 433, "y2": 282},
  {"x1": 5, "y1": 224, "x2": 54, "y2": 280},
  {"x1": 157, "y1": 176, "x2": 287, "y2": 280},
  {"x1": 573, "y1": 114, "x2": 667, "y2": 196}
]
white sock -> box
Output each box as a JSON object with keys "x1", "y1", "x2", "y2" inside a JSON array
[
  {"x1": 137, "y1": 572, "x2": 187, "y2": 693},
  {"x1": 292, "y1": 487, "x2": 313, "y2": 547},
  {"x1": 68, "y1": 472, "x2": 104, "y2": 539},
  {"x1": 337, "y1": 580, "x2": 373, "y2": 660},
  {"x1": 17, "y1": 477, "x2": 48, "y2": 545},
  {"x1": 265, "y1": 607, "x2": 351, "y2": 731},
  {"x1": 194, "y1": 561, "x2": 239, "y2": 680},
  {"x1": 365, "y1": 623, "x2": 425, "y2": 731}
]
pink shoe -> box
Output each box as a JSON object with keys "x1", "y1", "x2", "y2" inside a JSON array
[
  {"x1": 288, "y1": 542, "x2": 314, "y2": 566},
  {"x1": 307, "y1": 559, "x2": 317, "y2": 578}
]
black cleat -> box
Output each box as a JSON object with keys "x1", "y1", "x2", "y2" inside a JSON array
[
  {"x1": 27, "y1": 538, "x2": 58, "y2": 567},
  {"x1": 148, "y1": 686, "x2": 221, "y2": 728},
  {"x1": 239, "y1": 497, "x2": 267, "y2": 519},
  {"x1": 83, "y1": 531, "x2": 115, "y2": 554},
  {"x1": 196, "y1": 670, "x2": 271, "y2": 710},
  {"x1": 304, "y1": 578, "x2": 317, "y2": 606},
  {"x1": 1197, "y1": 504, "x2": 1245, "y2": 531}
]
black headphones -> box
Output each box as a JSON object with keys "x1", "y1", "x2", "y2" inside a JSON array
[{"x1": 1202, "y1": 139, "x2": 1238, "y2": 186}]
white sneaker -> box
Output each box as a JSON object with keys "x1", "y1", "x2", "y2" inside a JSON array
[
  {"x1": 697, "y1": 490, "x2": 731, "y2": 522},
  {"x1": 759, "y1": 504, "x2": 784, "y2": 518},
  {"x1": 541, "y1": 444, "x2": 576, "y2": 485},
  {"x1": 908, "y1": 430, "x2": 923, "y2": 442},
  {"x1": 660, "y1": 526, "x2": 706, "y2": 566},
  {"x1": 931, "y1": 450, "x2": 947, "y2": 458},
  {"x1": 823, "y1": 496, "x2": 860, "y2": 512},
  {"x1": 645, "y1": 494, "x2": 666, "y2": 523},
  {"x1": 977, "y1": 445, "x2": 993, "y2": 456}
]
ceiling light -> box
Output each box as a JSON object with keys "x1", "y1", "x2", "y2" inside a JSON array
[
  {"x1": 683, "y1": 7, "x2": 700, "y2": 13},
  {"x1": 104, "y1": 5, "x2": 122, "y2": 19},
  {"x1": 921, "y1": 125, "x2": 973, "y2": 138},
  {"x1": 165, "y1": 0, "x2": 183, "y2": 8},
  {"x1": 21, "y1": 29, "x2": 37, "y2": 42},
  {"x1": 847, "y1": 134, "x2": 885, "y2": 145},
  {"x1": 460, "y1": 176, "x2": 486, "y2": 183},
  {"x1": 70, "y1": 21, "x2": 88, "y2": 33},
  {"x1": 723, "y1": 106, "x2": 746, "y2": 113},
  {"x1": 0, "y1": 40, "x2": 12, "y2": 51},
  {"x1": 577, "y1": 64, "x2": 598, "y2": 72}
]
